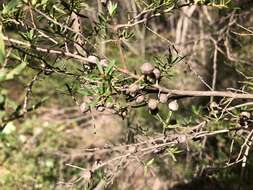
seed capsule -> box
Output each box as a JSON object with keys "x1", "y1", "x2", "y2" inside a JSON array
[
  {"x1": 128, "y1": 84, "x2": 139, "y2": 95},
  {"x1": 177, "y1": 135, "x2": 187, "y2": 143},
  {"x1": 135, "y1": 95, "x2": 145, "y2": 104},
  {"x1": 140, "y1": 62, "x2": 154, "y2": 75},
  {"x1": 80, "y1": 102, "x2": 89, "y2": 113},
  {"x1": 239, "y1": 111, "x2": 251, "y2": 128},
  {"x1": 97, "y1": 106, "x2": 105, "y2": 112},
  {"x1": 87, "y1": 55, "x2": 99, "y2": 63},
  {"x1": 100, "y1": 59, "x2": 108, "y2": 67},
  {"x1": 153, "y1": 68, "x2": 161, "y2": 80},
  {"x1": 148, "y1": 99, "x2": 159, "y2": 110},
  {"x1": 240, "y1": 111, "x2": 251, "y2": 118},
  {"x1": 122, "y1": 111, "x2": 127, "y2": 117},
  {"x1": 159, "y1": 93, "x2": 168, "y2": 103},
  {"x1": 168, "y1": 100, "x2": 179, "y2": 111}
]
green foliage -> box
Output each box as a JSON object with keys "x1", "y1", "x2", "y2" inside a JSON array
[
  {"x1": 0, "y1": 118, "x2": 61, "y2": 189},
  {"x1": 107, "y1": 1, "x2": 118, "y2": 17},
  {"x1": 193, "y1": 0, "x2": 232, "y2": 7},
  {"x1": 0, "y1": 27, "x2": 5, "y2": 64},
  {"x1": 1, "y1": 0, "x2": 23, "y2": 15},
  {"x1": 0, "y1": 117, "x2": 103, "y2": 189},
  {"x1": 0, "y1": 59, "x2": 27, "y2": 82}
]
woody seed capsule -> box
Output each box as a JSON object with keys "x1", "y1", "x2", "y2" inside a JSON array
[
  {"x1": 168, "y1": 100, "x2": 179, "y2": 111},
  {"x1": 159, "y1": 93, "x2": 168, "y2": 103},
  {"x1": 153, "y1": 68, "x2": 161, "y2": 80},
  {"x1": 97, "y1": 106, "x2": 105, "y2": 112},
  {"x1": 140, "y1": 62, "x2": 154, "y2": 75},
  {"x1": 135, "y1": 95, "x2": 145, "y2": 104},
  {"x1": 148, "y1": 99, "x2": 159, "y2": 110},
  {"x1": 128, "y1": 84, "x2": 139, "y2": 94},
  {"x1": 241, "y1": 111, "x2": 251, "y2": 118},
  {"x1": 100, "y1": 59, "x2": 108, "y2": 67},
  {"x1": 87, "y1": 55, "x2": 99, "y2": 63},
  {"x1": 122, "y1": 111, "x2": 127, "y2": 117},
  {"x1": 80, "y1": 102, "x2": 89, "y2": 113}
]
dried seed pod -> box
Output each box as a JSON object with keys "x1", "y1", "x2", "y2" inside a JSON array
[
  {"x1": 87, "y1": 55, "x2": 99, "y2": 63},
  {"x1": 177, "y1": 135, "x2": 187, "y2": 143},
  {"x1": 159, "y1": 93, "x2": 168, "y2": 103},
  {"x1": 122, "y1": 111, "x2": 127, "y2": 117},
  {"x1": 140, "y1": 62, "x2": 154, "y2": 75},
  {"x1": 83, "y1": 64, "x2": 93, "y2": 71},
  {"x1": 148, "y1": 99, "x2": 159, "y2": 110},
  {"x1": 153, "y1": 68, "x2": 161, "y2": 80},
  {"x1": 240, "y1": 111, "x2": 250, "y2": 118},
  {"x1": 128, "y1": 84, "x2": 139, "y2": 95},
  {"x1": 100, "y1": 59, "x2": 108, "y2": 67},
  {"x1": 239, "y1": 111, "x2": 251, "y2": 128},
  {"x1": 97, "y1": 106, "x2": 105, "y2": 112},
  {"x1": 80, "y1": 102, "x2": 89, "y2": 113},
  {"x1": 168, "y1": 100, "x2": 179, "y2": 111},
  {"x1": 135, "y1": 95, "x2": 145, "y2": 104}
]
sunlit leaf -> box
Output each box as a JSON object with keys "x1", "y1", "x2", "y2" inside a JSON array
[
  {"x1": 0, "y1": 26, "x2": 5, "y2": 64},
  {"x1": 144, "y1": 158, "x2": 154, "y2": 176},
  {"x1": 0, "y1": 60, "x2": 27, "y2": 82},
  {"x1": 5, "y1": 60, "x2": 27, "y2": 80},
  {"x1": 2, "y1": 122, "x2": 16, "y2": 135},
  {"x1": 105, "y1": 60, "x2": 115, "y2": 76},
  {"x1": 107, "y1": 1, "x2": 118, "y2": 16},
  {"x1": 2, "y1": 0, "x2": 22, "y2": 15},
  {"x1": 96, "y1": 59, "x2": 104, "y2": 75}
]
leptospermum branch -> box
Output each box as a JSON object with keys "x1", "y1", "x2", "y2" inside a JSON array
[
  {"x1": 153, "y1": 85, "x2": 253, "y2": 99},
  {"x1": 3, "y1": 36, "x2": 253, "y2": 100}
]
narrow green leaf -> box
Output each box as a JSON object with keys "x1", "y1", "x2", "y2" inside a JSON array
[
  {"x1": 107, "y1": 1, "x2": 118, "y2": 16},
  {"x1": 89, "y1": 97, "x2": 100, "y2": 108},
  {"x1": 0, "y1": 27, "x2": 5, "y2": 64},
  {"x1": 144, "y1": 158, "x2": 154, "y2": 176},
  {"x1": 2, "y1": 122, "x2": 16, "y2": 135},
  {"x1": 0, "y1": 69, "x2": 8, "y2": 81},
  {"x1": 2, "y1": 0, "x2": 22, "y2": 15},
  {"x1": 0, "y1": 51, "x2": 25, "y2": 81},
  {"x1": 105, "y1": 60, "x2": 115, "y2": 76},
  {"x1": 96, "y1": 59, "x2": 104, "y2": 75},
  {"x1": 146, "y1": 158, "x2": 155, "y2": 166},
  {"x1": 5, "y1": 60, "x2": 27, "y2": 80},
  {"x1": 167, "y1": 150, "x2": 177, "y2": 162}
]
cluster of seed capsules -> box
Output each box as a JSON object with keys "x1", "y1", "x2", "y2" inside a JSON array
[
  {"x1": 80, "y1": 57, "x2": 179, "y2": 116},
  {"x1": 125, "y1": 62, "x2": 179, "y2": 115}
]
